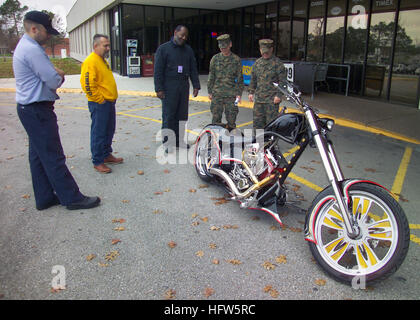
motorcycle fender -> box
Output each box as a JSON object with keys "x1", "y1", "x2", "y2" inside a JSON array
[
  {"x1": 194, "y1": 126, "x2": 224, "y2": 166},
  {"x1": 304, "y1": 179, "x2": 393, "y2": 244}
]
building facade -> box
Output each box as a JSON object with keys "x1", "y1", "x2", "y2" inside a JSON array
[{"x1": 67, "y1": 0, "x2": 420, "y2": 108}]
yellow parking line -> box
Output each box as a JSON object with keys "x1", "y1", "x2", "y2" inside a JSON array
[
  {"x1": 410, "y1": 235, "x2": 420, "y2": 246},
  {"x1": 189, "y1": 110, "x2": 210, "y2": 116},
  {"x1": 117, "y1": 104, "x2": 161, "y2": 114},
  {"x1": 118, "y1": 112, "x2": 162, "y2": 124},
  {"x1": 391, "y1": 147, "x2": 412, "y2": 202},
  {"x1": 237, "y1": 121, "x2": 253, "y2": 128},
  {"x1": 410, "y1": 224, "x2": 420, "y2": 229}
]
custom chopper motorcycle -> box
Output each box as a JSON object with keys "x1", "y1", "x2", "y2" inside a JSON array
[{"x1": 194, "y1": 81, "x2": 410, "y2": 285}]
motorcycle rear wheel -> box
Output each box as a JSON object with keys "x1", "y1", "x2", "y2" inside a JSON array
[
  {"x1": 194, "y1": 130, "x2": 218, "y2": 181},
  {"x1": 307, "y1": 182, "x2": 410, "y2": 285}
]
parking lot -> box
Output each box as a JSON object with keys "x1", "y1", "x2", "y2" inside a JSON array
[{"x1": 0, "y1": 90, "x2": 420, "y2": 300}]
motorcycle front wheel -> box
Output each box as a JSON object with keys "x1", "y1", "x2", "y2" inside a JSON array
[{"x1": 307, "y1": 182, "x2": 410, "y2": 285}]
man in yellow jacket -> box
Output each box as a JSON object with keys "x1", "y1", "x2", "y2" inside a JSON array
[{"x1": 80, "y1": 34, "x2": 123, "y2": 173}]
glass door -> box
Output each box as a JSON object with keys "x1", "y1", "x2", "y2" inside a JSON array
[{"x1": 110, "y1": 7, "x2": 121, "y2": 73}]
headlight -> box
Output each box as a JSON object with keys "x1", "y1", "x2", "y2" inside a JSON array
[
  {"x1": 319, "y1": 118, "x2": 335, "y2": 131},
  {"x1": 326, "y1": 119, "x2": 334, "y2": 131}
]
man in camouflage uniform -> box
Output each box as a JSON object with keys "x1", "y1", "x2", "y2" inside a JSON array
[
  {"x1": 248, "y1": 39, "x2": 286, "y2": 131},
  {"x1": 207, "y1": 34, "x2": 244, "y2": 130}
]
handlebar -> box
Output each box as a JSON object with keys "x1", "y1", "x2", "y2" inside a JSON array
[{"x1": 273, "y1": 81, "x2": 305, "y2": 111}]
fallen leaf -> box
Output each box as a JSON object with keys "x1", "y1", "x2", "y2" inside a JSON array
[
  {"x1": 270, "y1": 289, "x2": 279, "y2": 298},
  {"x1": 315, "y1": 279, "x2": 326, "y2": 286},
  {"x1": 111, "y1": 239, "x2": 121, "y2": 245},
  {"x1": 50, "y1": 286, "x2": 66, "y2": 293},
  {"x1": 223, "y1": 224, "x2": 238, "y2": 230},
  {"x1": 153, "y1": 209, "x2": 163, "y2": 214},
  {"x1": 164, "y1": 188, "x2": 171, "y2": 192},
  {"x1": 275, "y1": 255, "x2": 287, "y2": 264},
  {"x1": 114, "y1": 226, "x2": 125, "y2": 231},
  {"x1": 189, "y1": 189, "x2": 197, "y2": 193},
  {"x1": 168, "y1": 241, "x2": 177, "y2": 248},
  {"x1": 137, "y1": 170, "x2": 144, "y2": 175},
  {"x1": 154, "y1": 191, "x2": 163, "y2": 195},
  {"x1": 288, "y1": 227, "x2": 302, "y2": 233},
  {"x1": 212, "y1": 259, "x2": 220, "y2": 265},
  {"x1": 121, "y1": 200, "x2": 130, "y2": 203},
  {"x1": 200, "y1": 217, "x2": 209, "y2": 222},
  {"x1": 263, "y1": 285, "x2": 273, "y2": 293},
  {"x1": 209, "y1": 243, "x2": 217, "y2": 249},
  {"x1": 21, "y1": 194, "x2": 30, "y2": 199},
  {"x1": 270, "y1": 225, "x2": 279, "y2": 231},
  {"x1": 204, "y1": 287, "x2": 215, "y2": 298},
  {"x1": 164, "y1": 289, "x2": 176, "y2": 300},
  {"x1": 112, "y1": 218, "x2": 126, "y2": 223},
  {"x1": 191, "y1": 221, "x2": 200, "y2": 226},
  {"x1": 227, "y1": 259, "x2": 242, "y2": 265},
  {"x1": 86, "y1": 254, "x2": 96, "y2": 261},
  {"x1": 196, "y1": 250, "x2": 204, "y2": 257},
  {"x1": 210, "y1": 226, "x2": 220, "y2": 231},
  {"x1": 191, "y1": 213, "x2": 198, "y2": 218},
  {"x1": 198, "y1": 184, "x2": 209, "y2": 189},
  {"x1": 262, "y1": 261, "x2": 276, "y2": 270},
  {"x1": 105, "y1": 250, "x2": 119, "y2": 261},
  {"x1": 364, "y1": 168, "x2": 376, "y2": 173},
  {"x1": 163, "y1": 169, "x2": 170, "y2": 173}
]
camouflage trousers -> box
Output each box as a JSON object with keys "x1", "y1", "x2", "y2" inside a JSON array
[
  {"x1": 253, "y1": 102, "x2": 280, "y2": 130},
  {"x1": 210, "y1": 96, "x2": 238, "y2": 128}
]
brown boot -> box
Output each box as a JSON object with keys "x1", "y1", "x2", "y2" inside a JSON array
[
  {"x1": 104, "y1": 154, "x2": 123, "y2": 164},
  {"x1": 94, "y1": 163, "x2": 112, "y2": 173}
]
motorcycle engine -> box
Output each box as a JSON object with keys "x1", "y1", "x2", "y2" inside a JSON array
[{"x1": 243, "y1": 143, "x2": 267, "y2": 176}]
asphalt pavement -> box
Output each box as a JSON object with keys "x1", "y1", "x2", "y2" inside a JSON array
[{"x1": 0, "y1": 75, "x2": 420, "y2": 303}]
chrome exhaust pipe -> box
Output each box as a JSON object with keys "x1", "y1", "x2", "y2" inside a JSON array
[{"x1": 209, "y1": 167, "x2": 277, "y2": 200}]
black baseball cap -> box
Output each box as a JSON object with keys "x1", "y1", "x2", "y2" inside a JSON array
[{"x1": 24, "y1": 10, "x2": 59, "y2": 35}]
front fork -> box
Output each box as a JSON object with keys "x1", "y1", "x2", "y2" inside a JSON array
[{"x1": 305, "y1": 108, "x2": 359, "y2": 238}]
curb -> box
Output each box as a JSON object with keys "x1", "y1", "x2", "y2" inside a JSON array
[{"x1": 1, "y1": 87, "x2": 419, "y2": 145}]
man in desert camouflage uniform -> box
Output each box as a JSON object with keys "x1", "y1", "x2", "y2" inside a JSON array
[
  {"x1": 248, "y1": 39, "x2": 286, "y2": 131},
  {"x1": 207, "y1": 34, "x2": 244, "y2": 130}
]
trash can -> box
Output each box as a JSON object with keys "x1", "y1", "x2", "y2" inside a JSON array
[
  {"x1": 141, "y1": 55, "x2": 154, "y2": 77},
  {"x1": 241, "y1": 58, "x2": 256, "y2": 85},
  {"x1": 284, "y1": 62, "x2": 317, "y2": 94}
]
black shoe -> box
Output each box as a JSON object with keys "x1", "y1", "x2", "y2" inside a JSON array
[
  {"x1": 36, "y1": 196, "x2": 61, "y2": 211},
  {"x1": 66, "y1": 196, "x2": 101, "y2": 210}
]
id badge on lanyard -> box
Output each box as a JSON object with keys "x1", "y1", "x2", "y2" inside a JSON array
[{"x1": 178, "y1": 66, "x2": 183, "y2": 73}]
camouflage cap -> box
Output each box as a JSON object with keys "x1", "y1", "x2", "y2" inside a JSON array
[
  {"x1": 259, "y1": 39, "x2": 274, "y2": 53},
  {"x1": 217, "y1": 34, "x2": 231, "y2": 49}
]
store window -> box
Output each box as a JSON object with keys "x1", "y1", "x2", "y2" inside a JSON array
[
  {"x1": 307, "y1": 0, "x2": 325, "y2": 62},
  {"x1": 144, "y1": 6, "x2": 164, "y2": 55},
  {"x1": 276, "y1": 0, "x2": 290, "y2": 60},
  {"x1": 254, "y1": 4, "x2": 266, "y2": 57},
  {"x1": 292, "y1": 0, "x2": 307, "y2": 61},
  {"x1": 390, "y1": 0, "x2": 420, "y2": 106},
  {"x1": 365, "y1": 0, "x2": 397, "y2": 98},
  {"x1": 325, "y1": 0, "x2": 346, "y2": 63}
]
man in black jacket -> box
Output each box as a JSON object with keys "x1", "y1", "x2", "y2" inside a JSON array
[{"x1": 154, "y1": 25, "x2": 200, "y2": 153}]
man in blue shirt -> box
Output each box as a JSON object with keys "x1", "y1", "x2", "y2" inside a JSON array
[{"x1": 13, "y1": 11, "x2": 100, "y2": 211}]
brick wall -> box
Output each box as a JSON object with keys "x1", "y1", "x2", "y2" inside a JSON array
[{"x1": 44, "y1": 38, "x2": 70, "y2": 58}]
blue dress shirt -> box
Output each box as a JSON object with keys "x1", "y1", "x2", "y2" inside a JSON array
[{"x1": 13, "y1": 34, "x2": 63, "y2": 105}]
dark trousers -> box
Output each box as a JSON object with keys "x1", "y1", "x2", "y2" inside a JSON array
[
  {"x1": 17, "y1": 102, "x2": 84, "y2": 207},
  {"x1": 88, "y1": 101, "x2": 116, "y2": 165},
  {"x1": 161, "y1": 80, "x2": 189, "y2": 146}
]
